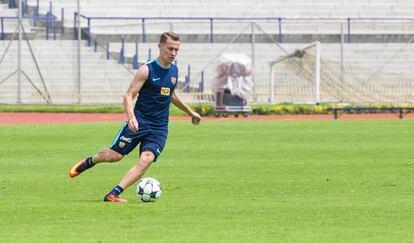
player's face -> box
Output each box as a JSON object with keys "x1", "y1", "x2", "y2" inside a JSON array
[{"x1": 158, "y1": 37, "x2": 180, "y2": 64}]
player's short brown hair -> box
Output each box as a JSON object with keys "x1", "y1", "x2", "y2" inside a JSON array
[{"x1": 159, "y1": 31, "x2": 180, "y2": 44}]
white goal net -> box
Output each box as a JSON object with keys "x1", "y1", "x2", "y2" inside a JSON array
[{"x1": 270, "y1": 42, "x2": 414, "y2": 104}]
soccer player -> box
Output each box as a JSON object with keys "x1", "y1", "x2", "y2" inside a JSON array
[{"x1": 69, "y1": 32, "x2": 201, "y2": 202}]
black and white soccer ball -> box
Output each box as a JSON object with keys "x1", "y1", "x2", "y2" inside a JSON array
[{"x1": 136, "y1": 177, "x2": 162, "y2": 202}]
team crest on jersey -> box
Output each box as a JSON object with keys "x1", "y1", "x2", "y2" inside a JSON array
[
  {"x1": 160, "y1": 87, "x2": 170, "y2": 96},
  {"x1": 171, "y1": 77, "x2": 177, "y2": 85},
  {"x1": 119, "y1": 142, "x2": 126, "y2": 148}
]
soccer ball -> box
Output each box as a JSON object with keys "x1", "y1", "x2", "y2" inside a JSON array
[{"x1": 136, "y1": 177, "x2": 162, "y2": 202}]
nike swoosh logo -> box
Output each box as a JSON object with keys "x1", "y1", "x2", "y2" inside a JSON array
[{"x1": 152, "y1": 78, "x2": 161, "y2": 81}]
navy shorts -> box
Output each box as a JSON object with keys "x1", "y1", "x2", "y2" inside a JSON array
[{"x1": 110, "y1": 121, "x2": 168, "y2": 162}]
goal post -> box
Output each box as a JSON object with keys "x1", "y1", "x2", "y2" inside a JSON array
[{"x1": 315, "y1": 41, "x2": 321, "y2": 104}]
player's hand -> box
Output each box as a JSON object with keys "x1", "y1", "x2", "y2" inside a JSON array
[
  {"x1": 128, "y1": 118, "x2": 139, "y2": 132},
  {"x1": 191, "y1": 112, "x2": 201, "y2": 125}
]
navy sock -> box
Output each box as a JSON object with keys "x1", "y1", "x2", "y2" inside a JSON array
[
  {"x1": 109, "y1": 185, "x2": 124, "y2": 196},
  {"x1": 76, "y1": 156, "x2": 95, "y2": 173},
  {"x1": 84, "y1": 157, "x2": 95, "y2": 169}
]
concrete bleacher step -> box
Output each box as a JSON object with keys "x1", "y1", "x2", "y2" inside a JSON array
[
  {"x1": 0, "y1": 3, "x2": 9, "y2": 9},
  {"x1": 23, "y1": 0, "x2": 414, "y2": 42},
  {"x1": 0, "y1": 40, "x2": 133, "y2": 104}
]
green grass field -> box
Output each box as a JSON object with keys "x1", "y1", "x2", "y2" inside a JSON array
[{"x1": 1, "y1": 119, "x2": 413, "y2": 242}]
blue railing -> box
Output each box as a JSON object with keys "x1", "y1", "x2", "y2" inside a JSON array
[
  {"x1": 8, "y1": 0, "x2": 17, "y2": 9},
  {"x1": 0, "y1": 15, "x2": 58, "y2": 40},
  {"x1": 76, "y1": 15, "x2": 414, "y2": 45},
  {"x1": 77, "y1": 15, "x2": 284, "y2": 44},
  {"x1": 2, "y1": 0, "x2": 63, "y2": 40},
  {"x1": 8, "y1": 0, "x2": 34, "y2": 16}
]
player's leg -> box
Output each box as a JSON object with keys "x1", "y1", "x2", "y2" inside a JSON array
[
  {"x1": 104, "y1": 132, "x2": 166, "y2": 203},
  {"x1": 69, "y1": 121, "x2": 137, "y2": 178},
  {"x1": 92, "y1": 148, "x2": 124, "y2": 164},
  {"x1": 119, "y1": 150, "x2": 154, "y2": 189},
  {"x1": 69, "y1": 148, "x2": 123, "y2": 178},
  {"x1": 104, "y1": 151, "x2": 154, "y2": 203}
]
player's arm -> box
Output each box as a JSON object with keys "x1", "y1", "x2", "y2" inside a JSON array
[
  {"x1": 172, "y1": 90, "x2": 201, "y2": 125},
  {"x1": 123, "y1": 64, "x2": 149, "y2": 132}
]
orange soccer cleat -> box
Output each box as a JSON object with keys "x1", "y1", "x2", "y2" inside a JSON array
[
  {"x1": 104, "y1": 194, "x2": 128, "y2": 203},
  {"x1": 69, "y1": 159, "x2": 86, "y2": 178}
]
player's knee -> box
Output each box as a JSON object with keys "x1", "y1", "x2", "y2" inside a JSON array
[
  {"x1": 104, "y1": 151, "x2": 123, "y2": 162},
  {"x1": 140, "y1": 151, "x2": 154, "y2": 165},
  {"x1": 110, "y1": 153, "x2": 123, "y2": 162}
]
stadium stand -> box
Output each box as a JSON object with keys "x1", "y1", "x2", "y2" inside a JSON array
[
  {"x1": 0, "y1": 40, "x2": 132, "y2": 103},
  {"x1": 24, "y1": 0, "x2": 414, "y2": 38},
  {"x1": 27, "y1": 0, "x2": 414, "y2": 19},
  {"x1": 0, "y1": 0, "x2": 413, "y2": 104}
]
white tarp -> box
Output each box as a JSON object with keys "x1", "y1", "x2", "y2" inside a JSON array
[{"x1": 211, "y1": 53, "x2": 254, "y2": 100}]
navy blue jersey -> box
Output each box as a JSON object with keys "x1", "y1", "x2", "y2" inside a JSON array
[{"x1": 134, "y1": 59, "x2": 178, "y2": 129}]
